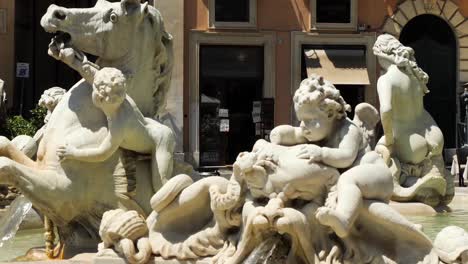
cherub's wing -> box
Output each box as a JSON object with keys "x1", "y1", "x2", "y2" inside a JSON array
[{"x1": 353, "y1": 103, "x2": 380, "y2": 149}]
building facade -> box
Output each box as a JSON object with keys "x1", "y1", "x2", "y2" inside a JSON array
[
  {"x1": 182, "y1": 0, "x2": 468, "y2": 168},
  {"x1": 1, "y1": 0, "x2": 468, "y2": 169}
]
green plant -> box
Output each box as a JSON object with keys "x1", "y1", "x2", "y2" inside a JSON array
[
  {"x1": 29, "y1": 106, "x2": 47, "y2": 131},
  {"x1": 3, "y1": 106, "x2": 47, "y2": 139}
]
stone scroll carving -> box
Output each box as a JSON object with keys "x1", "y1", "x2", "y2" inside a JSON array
[
  {"x1": 97, "y1": 75, "x2": 466, "y2": 264},
  {"x1": 373, "y1": 34, "x2": 454, "y2": 207}
]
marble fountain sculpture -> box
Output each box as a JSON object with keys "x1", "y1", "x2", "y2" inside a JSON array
[
  {"x1": 0, "y1": 0, "x2": 175, "y2": 257},
  {"x1": 373, "y1": 34, "x2": 454, "y2": 207},
  {"x1": 96, "y1": 73, "x2": 468, "y2": 263},
  {"x1": 1, "y1": 0, "x2": 466, "y2": 261}
]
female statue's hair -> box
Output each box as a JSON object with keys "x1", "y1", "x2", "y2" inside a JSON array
[
  {"x1": 294, "y1": 74, "x2": 351, "y2": 119},
  {"x1": 373, "y1": 34, "x2": 429, "y2": 93}
]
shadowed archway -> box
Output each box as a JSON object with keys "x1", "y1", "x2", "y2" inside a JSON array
[{"x1": 399, "y1": 14, "x2": 457, "y2": 148}]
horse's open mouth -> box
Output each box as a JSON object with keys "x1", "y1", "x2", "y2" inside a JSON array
[{"x1": 53, "y1": 31, "x2": 72, "y2": 48}]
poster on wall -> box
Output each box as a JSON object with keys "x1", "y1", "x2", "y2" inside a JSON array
[
  {"x1": 16, "y1": 63, "x2": 30, "y2": 78},
  {"x1": 220, "y1": 119, "x2": 229, "y2": 132},
  {"x1": 219, "y1": 108, "x2": 229, "y2": 118}
]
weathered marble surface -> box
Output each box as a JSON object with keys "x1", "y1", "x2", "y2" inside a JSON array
[
  {"x1": 0, "y1": 0, "x2": 175, "y2": 257},
  {"x1": 373, "y1": 34, "x2": 454, "y2": 207},
  {"x1": 97, "y1": 75, "x2": 465, "y2": 264}
]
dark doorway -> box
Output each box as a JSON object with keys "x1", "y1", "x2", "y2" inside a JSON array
[
  {"x1": 336, "y1": 85, "x2": 365, "y2": 120},
  {"x1": 14, "y1": 0, "x2": 96, "y2": 116},
  {"x1": 399, "y1": 14, "x2": 457, "y2": 147},
  {"x1": 199, "y1": 45, "x2": 264, "y2": 167}
]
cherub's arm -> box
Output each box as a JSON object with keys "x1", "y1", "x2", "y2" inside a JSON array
[
  {"x1": 270, "y1": 125, "x2": 308, "y2": 146},
  {"x1": 320, "y1": 123, "x2": 361, "y2": 168},
  {"x1": 56, "y1": 48, "x2": 99, "y2": 85},
  {"x1": 377, "y1": 78, "x2": 394, "y2": 146},
  {"x1": 57, "y1": 130, "x2": 123, "y2": 162}
]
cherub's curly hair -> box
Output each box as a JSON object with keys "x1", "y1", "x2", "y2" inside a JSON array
[
  {"x1": 293, "y1": 74, "x2": 350, "y2": 119},
  {"x1": 38, "y1": 87, "x2": 66, "y2": 109},
  {"x1": 373, "y1": 34, "x2": 429, "y2": 93},
  {"x1": 94, "y1": 67, "x2": 127, "y2": 100}
]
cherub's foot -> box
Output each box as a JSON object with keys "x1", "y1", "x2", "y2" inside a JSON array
[{"x1": 316, "y1": 207, "x2": 350, "y2": 238}]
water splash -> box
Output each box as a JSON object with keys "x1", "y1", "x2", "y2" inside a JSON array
[
  {"x1": 0, "y1": 195, "x2": 33, "y2": 247},
  {"x1": 243, "y1": 235, "x2": 290, "y2": 264}
]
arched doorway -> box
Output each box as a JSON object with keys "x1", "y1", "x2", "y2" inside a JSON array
[{"x1": 399, "y1": 14, "x2": 457, "y2": 148}]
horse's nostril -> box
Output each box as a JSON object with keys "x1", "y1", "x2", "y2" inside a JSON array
[{"x1": 53, "y1": 10, "x2": 66, "y2": 20}]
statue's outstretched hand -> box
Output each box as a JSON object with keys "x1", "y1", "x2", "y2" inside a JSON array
[
  {"x1": 58, "y1": 47, "x2": 78, "y2": 65},
  {"x1": 57, "y1": 144, "x2": 77, "y2": 162},
  {"x1": 47, "y1": 40, "x2": 84, "y2": 66},
  {"x1": 297, "y1": 145, "x2": 322, "y2": 163},
  {"x1": 47, "y1": 39, "x2": 61, "y2": 60}
]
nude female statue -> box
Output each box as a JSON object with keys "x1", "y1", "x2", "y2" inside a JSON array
[{"x1": 373, "y1": 34, "x2": 453, "y2": 206}]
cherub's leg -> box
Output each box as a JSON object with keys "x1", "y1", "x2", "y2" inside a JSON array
[
  {"x1": 145, "y1": 119, "x2": 176, "y2": 191},
  {"x1": 316, "y1": 164, "x2": 393, "y2": 238},
  {"x1": 0, "y1": 136, "x2": 37, "y2": 168},
  {"x1": 316, "y1": 176, "x2": 361, "y2": 238}
]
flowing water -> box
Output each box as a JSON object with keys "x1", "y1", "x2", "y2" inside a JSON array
[
  {"x1": 0, "y1": 196, "x2": 44, "y2": 261},
  {"x1": 0, "y1": 196, "x2": 33, "y2": 248},
  {"x1": 0, "y1": 228, "x2": 44, "y2": 261},
  {"x1": 408, "y1": 194, "x2": 468, "y2": 240},
  {"x1": 1, "y1": 196, "x2": 468, "y2": 261}
]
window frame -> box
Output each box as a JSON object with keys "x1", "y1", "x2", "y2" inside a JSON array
[
  {"x1": 290, "y1": 32, "x2": 377, "y2": 123},
  {"x1": 310, "y1": 0, "x2": 358, "y2": 31},
  {"x1": 209, "y1": 0, "x2": 257, "y2": 29},
  {"x1": 188, "y1": 31, "x2": 276, "y2": 167}
]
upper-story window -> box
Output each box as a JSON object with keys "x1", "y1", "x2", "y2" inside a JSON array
[
  {"x1": 209, "y1": 0, "x2": 257, "y2": 29},
  {"x1": 311, "y1": 0, "x2": 357, "y2": 31}
]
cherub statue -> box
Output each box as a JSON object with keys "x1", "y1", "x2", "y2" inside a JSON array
[
  {"x1": 373, "y1": 34, "x2": 453, "y2": 206},
  {"x1": 34, "y1": 87, "x2": 66, "y2": 143},
  {"x1": 56, "y1": 47, "x2": 175, "y2": 191},
  {"x1": 38, "y1": 87, "x2": 67, "y2": 125},
  {"x1": 267, "y1": 75, "x2": 393, "y2": 237}
]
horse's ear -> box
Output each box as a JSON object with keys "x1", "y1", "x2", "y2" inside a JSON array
[
  {"x1": 121, "y1": 0, "x2": 141, "y2": 15},
  {"x1": 141, "y1": 2, "x2": 149, "y2": 17}
]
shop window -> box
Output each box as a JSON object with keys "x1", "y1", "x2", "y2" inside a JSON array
[
  {"x1": 209, "y1": 0, "x2": 257, "y2": 28},
  {"x1": 301, "y1": 45, "x2": 368, "y2": 119},
  {"x1": 311, "y1": 0, "x2": 357, "y2": 30},
  {"x1": 199, "y1": 45, "x2": 264, "y2": 167}
]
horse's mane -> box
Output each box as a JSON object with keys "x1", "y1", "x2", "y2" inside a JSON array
[{"x1": 148, "y1": 7, "x2": 174, "y2": 118}]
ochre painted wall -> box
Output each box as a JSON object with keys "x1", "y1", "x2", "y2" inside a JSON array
[
  {"x1": 450, "y1": 0, "x2": 468, "y2": 16},
  {"x1": 183, "y1": 0, "x2": 468, "y2": 152},
  {"x1": 258, "y1": 0, "x2": 309, "y2": 31},
  {"x1": 358, "y1": 0, "x2": 393, "y2": 29},
  {"x1": 183, "y1": 0, "x2": 310, "y2": 149},
  {"x1": 0, "y1": 0, "x2": 14, "y2": 108}
]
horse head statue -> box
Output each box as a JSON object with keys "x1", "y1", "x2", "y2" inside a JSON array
[
  {"x1": 41, "y1": 0, "x2": 173, "y2": 116},
  {"x1": 0, "y1": 1, "x2": 173, "y2": 257}
]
